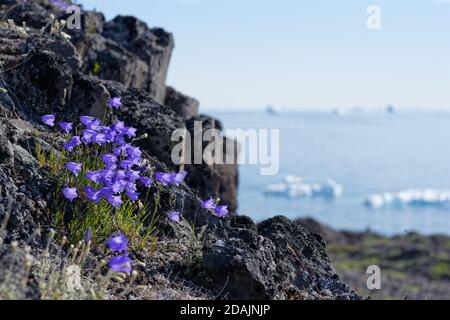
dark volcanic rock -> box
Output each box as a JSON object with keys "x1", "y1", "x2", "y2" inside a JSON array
[
  {"x1": 102, "y1": 16, "x2": 174, "y2": 103},
  {"x1": 296, "y1": 217, "x2": 348, "y2": 245},
  {"x1": 1, "y1": 0, "x2": 51, "y2": 30},
  {"x1": 184, "y1": 115, "x2": 239, "y2": 212},
  {"x1": 78, "y1": 33, "x2": 151, "y2": 91},
  {"x1": 35, "y1": 35, "x2": 82, "y2": 72},
  {"x1": 20, "y1": 46, "x2": 73, "y2": 113},
  {"x1": 68, "y1": 73, "x2": 111, "y2": 119},
  {"x1": 164, "y1": 86, "x2": 199, "y2": 120},
  {"x1": 0, "y1": 106, "x2": 51, "y2": 246},
  {"x1": 201, "y1": 215, "x2": 359, "y2": 300}
]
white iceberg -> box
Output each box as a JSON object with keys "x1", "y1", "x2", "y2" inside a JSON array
[
  {"x1": 264, "y1": 176, "x2": 343, "y2": 199},
  {"x1": 365, "y1": 189, "x2": 450, "y2": 209}
]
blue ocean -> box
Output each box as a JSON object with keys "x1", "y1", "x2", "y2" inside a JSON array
[{"x1": 210, "y1": 110, "x2": 450, "y2": 236}]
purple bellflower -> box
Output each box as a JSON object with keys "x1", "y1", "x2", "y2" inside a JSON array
[
  {"x1": 50, "y1": 0, "x2": 69, "y2": 10},
  {"x1": 106, "y1": 194, "x2": 123, "y2": 208},
  {"x1": 102, "y1": 154, "x2": 118, "y2": 166},
  {"x1": 215, "y1": 205, "x2": 229, "y2": 218},
  {"x1": 202, "y1": 198, "x2": 216, "y2": 210},
  {"x1": 107, "y1": 234, "x2": 129, "y2": 252},
  {"x1": 155, "y1": 172, "x2": 172, "y2": 186},
  {"x1": 167, "y1": 211, "x2": 180, "y2": 222},
  {"x1": 170, "y1": 171, "x2": 188, "y2": 186},
  {"x1": 107, "y1": 97, "x2": 122, "y2": 109},
  {"x1": 66, "y1": 162, "x2": 82, "y2": 176},
  {"x1": 64, "y1": 136, "x2": 82, "y2": 152},
  {"x1": 41, "y1": 115, "x2": 55, "y2": 127},
  {"x1": 63, "y1": 187, "x2": 78, "y2": 202},
  {"x1": 139, "y1": 177, "x2": 153, "y2": 188},
  {"x1": 109, "y1": 254, "x2": 132, "y2": 273},
  {"x1": 84, "y1": 186, "x2": 103, "y2": 203},
  {"x1": 59, "y1": 122, "x2": 73, "y2": 133},
  {"x1": 84, "y1": 228, "x2": 91, "y2": 243},
  {"x1": 80, "y1": 116, "x2": 95, "y2": 125}
]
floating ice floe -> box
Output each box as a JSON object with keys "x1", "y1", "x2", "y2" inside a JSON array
[
  {"x1": 263, "y1": 176, "x2": 343, "y2": 199},
  {"x1": 365, "y1": 189, "x2": 450, "y2": 209}
]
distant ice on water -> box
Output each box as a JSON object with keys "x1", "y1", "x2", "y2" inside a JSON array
[
  {"x1": 264, "y1": 176, "x2": 343, "y2": 199},
  {"x1": 365, "y1": 189, "x2": 450, "y2": 209}
]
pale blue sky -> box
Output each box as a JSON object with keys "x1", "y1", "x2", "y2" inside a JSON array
[{"x1": 80, "y1": 0, "x2": 449, "y2": 110}]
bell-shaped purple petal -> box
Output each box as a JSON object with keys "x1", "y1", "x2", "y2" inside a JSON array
[
  {"x1": 59, "y1": 122, "x2": 73, "y2": 133},
  {"x1": 92, "y1": 133, "x2": 106, "y2": 145},
  {"x1": 64, "y1": 136, "x2": 82, "y2": 152},
  {"x1": 170, "y1": 171, "x2": 188, "y2": 186},
  {"x1": 115, "y1": 134, "x2": 126, "y2": 145},
  {"x1": 167, "y1": 211, "x2": 180, "y2": 222},
  {"x1": 215, "y1": 205, "x2": 229, "y2": 218},
  {"x1": 84, "y1": 228, "x2": 91, "y2": 243},
  {"x1": 126, "y1": 189, "x2": 140, "y2": 202},
  {"x1": 63, "y1": 187, "x2": 78, "y2": 202},
  {"x1": 120, "y1": 160, "x2": 133, "y2": 169},
  {"x1": 126, "y1": 146, "x2": 142, "y2": 159},
  {"x1": 100, "y1": 170, "x2": 115, "y2": 183},
  {"x1": 107, "y1": 97, "x2": 122, "y2": 109},
  {"x1": 155, "y1": 172, "x2": 172, "y2": 186},
  {"x1": 85, "y1": 119, "x2": 102, "y2": 131},
  {"x1": 107, "y1": 234, "x2": 129, "y2": 252},
  {"x1": 113, "y1": 144, "x2": 128, "y2": 156},
  {"x1": 127, "y1": 170, "x2": 140, "y2": 182},
  {"x1": 139, "y1": 177, "x2": 153, "y2": 188},
  {"x1": 102, "y1": 153, "x2": 118, "y2": 166},
  {"x1": 121, "y1": 127, "x2": 137, "y2": 138},
  {"x1": 66, "y1": 162, "x2": 82, "y2": 176},
  {"x1": 115, "y1": 170, "x2": 127, "y2": 181},
  {"x1": 84, "y1": 186, "x2": 103, "y2": 203},
  {"x1": 81, "y1": 129, "x2": 96, "y2": 144},
  {"x1": 109, "y1": 254, "x2": 132, "y2": 273},
  {"x1": 86, "y1": 171, "x2": 103, "y2": 184},
  {"x1": 110, "y1": 181, "x2": 125, "y2": 194},
  {"x1": 112, "y1": 121, "x2": 125, "y2": 132},
  {"x1": 202, "y1": 198, "x2": 216, "y2": 210},
  {"x1": 80, "y1": 116, "x2": 95, "y2": 125},
  {"x1": 41, "y1": 115, "x2": 56, "y2": 127},
  {"x1": 106, "y1": 194, "x2": 123, "y2": 208}
]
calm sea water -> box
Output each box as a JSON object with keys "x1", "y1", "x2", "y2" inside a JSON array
[{"x1": 209, "y1": 110, "x2": 450, "y2": 236}]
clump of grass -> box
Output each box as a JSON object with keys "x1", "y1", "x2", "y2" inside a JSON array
[
  {"x1": 0, "y1": 230, "x2": 142, "y2": 300},
  {"x1": 430, "y1": 262, "x2": 450, "y2": 280},
  {"x1": 186, "y1": 223, "x2": 207, "y2": 270},
  {"x1": 36, "y1": 140, "x2": 159, "y2": 251},
  {"x1": 35, "y1": 141, "x2": 68, "y2": 175},
  {"x1": 92, "y1": 62, "x2": 101, "y2": 75}
]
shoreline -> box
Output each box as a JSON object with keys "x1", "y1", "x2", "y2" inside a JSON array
[{"x1": 296, "y1": 218, "x2": 450, "y2": 300}]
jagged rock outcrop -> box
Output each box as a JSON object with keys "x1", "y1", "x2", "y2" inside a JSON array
[
  {"x1": 0, "y1": 0, "x2": 359, "y2": 300},
  {"x1": 295, "y1": 217, "x2": 348, "y2": 245},
  {"x1": 200, "y1": 215, "x2": 359, "y2": 300},
  {"x1": 183, "y1": 115, "x2": 240, "y2": 212},
  {"x1": 164, "y1": 86, "x2": 199, "y2": 120},
  {"x1": 0, "y1": 106, "x2": 52, "y2": 245},
  {"x1": 102, "y1": 16, "x2": 173, "y2": 103}
]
